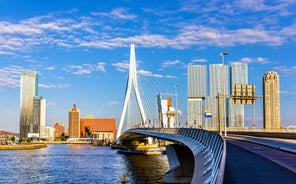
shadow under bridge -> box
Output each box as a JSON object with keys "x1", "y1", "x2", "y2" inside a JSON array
[{"x1": 118, "y1": 128, "x2": 226, "y2": 184}]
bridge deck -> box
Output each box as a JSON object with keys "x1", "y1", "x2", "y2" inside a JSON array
[{"x1": 224, "y1": 139, "x2": 296, "y2": 184}]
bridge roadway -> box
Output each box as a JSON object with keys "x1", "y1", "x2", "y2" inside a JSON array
[
  {"x1": 224, "y1": 136, "x2": 296, "y2": 184},
  {"x1": 118, "y1": 129, "x2": 296, "y2": 184},
  {"x1": 118, "y1": 128, "x2": 226, "y2": 184}
]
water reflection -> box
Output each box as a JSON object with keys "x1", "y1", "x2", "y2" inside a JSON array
[
  {"x1": 123, "y1": 154, "x2": 169, "y2": 183},
  {"x1": 0, "y1": 144, "x2": 169, "y2": 184}
]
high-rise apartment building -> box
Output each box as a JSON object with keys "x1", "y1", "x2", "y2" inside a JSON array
[
  {"x1": 263, "y1": 71, "x2": 281, "y2": 129},
  {"x1": 187, "y1": 65, "x2": 206, "y2": 128},
  {"x1": 229, "y1": 63, "x2": 248, "y2": 128},
  {"x1": 69, "y1": 104, "x2": 80, "y2": 138},
  {"x1": 20, "y1": 71, "x2": 38, "y2": 138},
  {"x1": 33, "y1": 96, "x2": 46, "y2": 138},
  {"x1": 207, "y1": 64, "x2": 228, "y2": 129}
]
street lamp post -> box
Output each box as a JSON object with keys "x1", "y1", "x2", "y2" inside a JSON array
[
  {"x1": 220, "y1": 52, "x2": 228, "y2": 137},
  {"x1": 175, "y1": 84, "x2": 179, "y2": 128}
]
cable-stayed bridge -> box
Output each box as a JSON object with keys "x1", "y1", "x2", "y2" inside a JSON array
[
  {"x1": 114, "y1": 44, "x2": 296, "y2": 184},
  {"x1": 116, "y1": 44, "x2": 179, "y2": 139}
]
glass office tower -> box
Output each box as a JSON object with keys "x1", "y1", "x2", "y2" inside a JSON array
[
  {"x1": 187, "y1": 65, "x2": 206, "y2": 128},
  {"x1": 20, "y1": 71, "x2": 38, "y2": 138},
  {"x1": 229, "y1": 63, "x2": 248, "y2": 128},
  {"x1": 207, "y1": 64, "x2": 228, "y2": 129}
]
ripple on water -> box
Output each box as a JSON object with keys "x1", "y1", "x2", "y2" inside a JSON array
[{"x1": 0, "y1": 144, "x2": 169, "y2": 183}]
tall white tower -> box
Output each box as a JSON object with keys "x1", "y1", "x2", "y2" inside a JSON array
[{"x1": 116, "y1": 44, "x2": 147, "y2": 139}]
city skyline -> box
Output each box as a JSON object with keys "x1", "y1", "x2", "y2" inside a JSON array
[{"x1": 1, "y1": 1, "x2": 296, "y2": 132}]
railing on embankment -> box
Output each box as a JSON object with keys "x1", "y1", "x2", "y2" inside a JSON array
[{"x1": 123, "y1": 128, "x2": 226, "y2": 184}]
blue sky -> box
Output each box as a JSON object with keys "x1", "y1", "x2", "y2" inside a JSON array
[{"x1": 1, "y1": 0, "x2": 296, "y2": 133}]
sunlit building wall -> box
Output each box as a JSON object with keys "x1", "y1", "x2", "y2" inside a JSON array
[
  {"x1": 157, "y1": 94, "x2": 176, "y2": 128},
  {"x1": 33, "y1": 96, "x2": 46, "y2": 138},
  {"x1": 187, "y1": 65, "x2": 206, "y2": 128},
  {"x1": 54, "y1": 122, "x2": 65, "y2": 138},
  {"x1": 20, "y1": 71, "x2": 38, "y2": 138},
  {"x1": 45, "y1": 127, "x2": 55, "y2": 141},
  {"x1": 207, "y1": 64, "x2": 228, "y2": 129},
  {"x1": 229, "y1": 63, "x2": 248, "y2": 128},
  {"x1": 80, "y1": 116, "x2": 116, "y2": 140},
  {"x1": 263, "y1": 71, "x2": 281, "y2": 129},
  {"x1": 69, "y1": 104, "x2": 80, "y2": 138}
]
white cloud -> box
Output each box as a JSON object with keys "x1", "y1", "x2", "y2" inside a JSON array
[
  {"x1": 110, "y1": 8, "x2": 137, "y2": 20},
  {"x1": 191, "y1": 59, "x2": 208, "y2": 63},
  {"x1": 96, "y1": 62, "x2": 106, "y2": 72},
  {"x1": 273, "y1": 65, "x2": 296, "y2": 76},
  {"x1": 63, "y1": 63, "x2": 106, "y2": 75},
  {"x1": 0, "y1": 66, "x2": 24, "y2": 88},
  {"x1": 45, "y1": 67, "x2": 55, "y2": 71},
  {"x1": 39, "y1": 22, "x2": 61, "y2": 31},
  {"x1": 0, "y1": 21, "x2": 42, "y2": 35},
  {"x1": 92, "y1": 8, "x2": 137, "y2": 20},
  {"x1": 0, "y1": 2, "x2": 295, "y2": 54},
  {"x1": 162, "y1": 60, "x2": 181, "y2": 68},
  {"x1": 46, "y1": 102, "x2": 56, "y2": 107},
  {"x1": 39, "y1": 83, "x2": 70, "y2": 88},
  {"x1": 166, "y1": 75, "x2": 177, "y2": 78},
  {"x1": 138, "y1": 69, "x2": 163, "y2": 78},
  {"x1": 106, "y1": 101, "x2": 119, "y2": 107},
  {"x1": 237, "y1": 57, "x2": 269, "y2": 64},
  {"x1": 73, "y1": 69, "x2": 91, "y2": 75},
  {"x1": 112, "y1": 62, "x2": 130, "y2": 72}
]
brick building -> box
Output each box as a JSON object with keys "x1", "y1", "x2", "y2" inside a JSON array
[
  {"x1": 80, "y1": 116, "x2": 116, "y2": 141},
  {"x1": 54, "y1": 122, "x2": 65, "y2": 138}
]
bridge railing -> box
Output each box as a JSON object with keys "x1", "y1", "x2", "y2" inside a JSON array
[{"x1": 124, "y1": 128, "x2": 226, "y2": 184}]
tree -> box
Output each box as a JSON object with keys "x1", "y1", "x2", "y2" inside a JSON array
[
  {"x1": 26, "y1": 137, "x2": 31, "y2": 143},
  {"x1": 11, "y1": 136, "x2": 15, "y2": 143}
]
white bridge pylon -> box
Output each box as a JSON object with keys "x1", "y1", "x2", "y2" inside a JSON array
[{"x1": 116, "y1": 44, "x2": 147, "y2": 139}]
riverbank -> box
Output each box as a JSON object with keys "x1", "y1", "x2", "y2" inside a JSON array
[{"x1": 0, "y1": 144, "x2": 47, "y2": 150}]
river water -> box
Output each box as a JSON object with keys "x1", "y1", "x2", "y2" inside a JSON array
[{"x1": 0, "y1": 144, "x2": 169, "y2": 184}]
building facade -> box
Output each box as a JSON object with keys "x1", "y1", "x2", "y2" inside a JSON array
[
  {"x1": 80, "y1": 116, "x2": 116, "y2": 141},
  {"x1": 157, "y1": 94, "x2": 176, "y2": 128},
  {"x1": 33, "y1": 96, "x2": 46, "y2": 138},
  {"x1": 54, "y1": 122, "x2": 65, "y2": 138},
  {"x1": 207, "y1": 64, "x2": 228, "y2": 129},
  {"x1": 20, "y1": 71, "x2": 38, "y2": 138},
  {"x1": 69, "y1": 104, "x2": 80, "y2": 138},
  {"x1": 263, "y1": 71, "x2": 281, "y2": 129},
  {"x1": 229, "y1": 63, "x2": 248, "y2": 128},
  {"x1": 187, "y1": 65, "x2": 206, "y2": 128},
  {"x1": 45, "y1": 127, "x2": 55, "y2": 141}
]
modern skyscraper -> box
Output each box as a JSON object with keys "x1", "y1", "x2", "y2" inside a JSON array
[
  {"x1": 229, "y1": 63, "x2": 248, "y2": 128},
  {"x1": 69, "y1": 104, "x2": 80, "y2": 138},
  {"x1": 187, "y1": 65, "x2": 206, "y2": 128},
  {"x1": 20, "y1": 71, "x2": 38, "y2": 138},
  {"x1": 263, "y1": 71, "x2": 281, "y2": 129},
  {"x1": 33, "y1": 96, "x2": 46, "y2": 138},
  {"x1": 207, "y1": 64, "x2": 228, "y2": 129}
]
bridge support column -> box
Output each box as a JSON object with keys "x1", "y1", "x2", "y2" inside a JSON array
[{"x1": 164, "y1": 144, "x2": 194, "y2": 183}]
